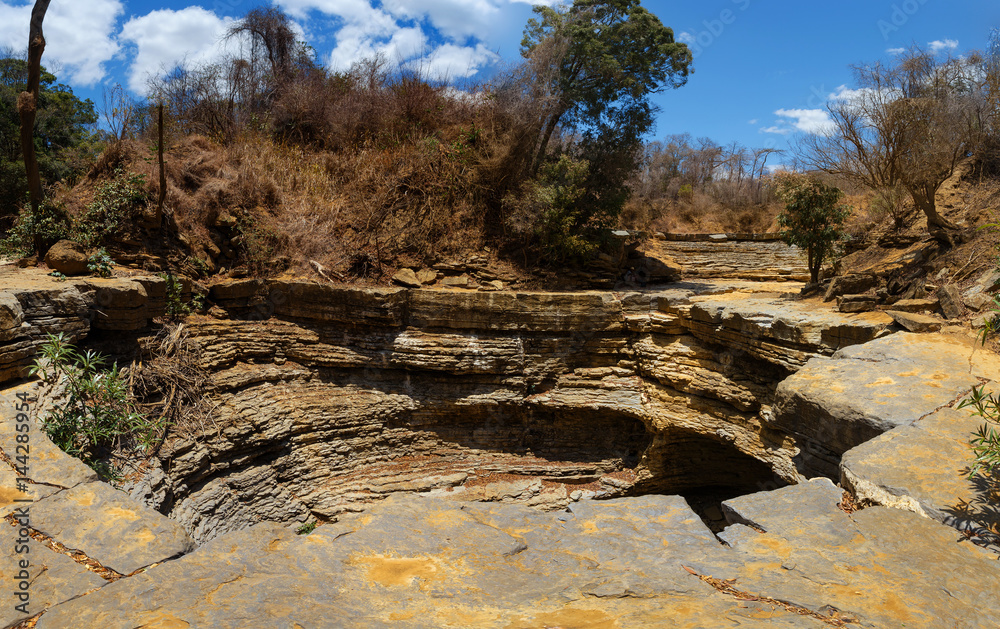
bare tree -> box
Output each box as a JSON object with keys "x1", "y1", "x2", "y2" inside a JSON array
[
  {"x1": 18, "y1": 0, "x2": 51, "y2": 222},
  {"x1": 102, "y1": 83, "x2": 136, "y2": 141},
  {"x1": 800, "y1": 47, "x2": 984, "y2": 242}
]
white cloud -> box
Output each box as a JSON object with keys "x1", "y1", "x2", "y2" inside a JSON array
[
  {"x1": 409, "y1": 43, "x2": 499, "y2": 80},
  {"x1": 383, "y1": 0, "x2": 500, "y2": 40},
  {"x1": 886, "y1": 47, "x2": 905, "y2": 55},
  {"x1": 747, "y1": 118, "x2": 758, "y2": 125},
  {"x1": 273, "y1": 0, "x2": 391, "y2": 24},
  {"x1": 329, "y1": 24, "x2": 429, "y2": 70},
  {"x1": 760, "y1": 126, "x2": 791, "y2": 135},
  {"x1": 677, "y1": 32, "x2": 696, "y2": 45},
  {"x1": 0, "y1": 0, "x2": 123, "y2": 85},
  {"x1": 119, "y1": 7, "x2": 236, "y2": 94},
  {"x1": 928, "y1": 39, "x2": 958, "y2": 54},
  {"x1": 772, "y1": 108, "x2": 835, "y2": 135}
]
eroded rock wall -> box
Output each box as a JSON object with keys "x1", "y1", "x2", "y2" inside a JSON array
[{"x1": 136, "y1": 279, "x2": 888, "y2": 542}]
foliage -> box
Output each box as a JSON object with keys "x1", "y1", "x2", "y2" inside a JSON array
[
  {"x1": 774, "y1": 173, "x2": 849, "y2": 284},
  {"x1": 74, "y1": 168, "x2": 149, "y2": 247},
  {"x1": 87, "y1": 248, "x2": 114, "y2": 277},
  {"x1": 296, "y1": 521, "x2": 317, "y2": 535},
  {"x1": 958, "y1": 385, "x2": 1000, "y2": 483},
  {"x1": 29, "y1": 333, "x2": 159, "y2": 479},
  {"x1": 159, "y1": 272, "x2": 203, "y2": 317},
  {"x1": 504, "y1": 155, "x2": 598, "y2": 261},
  {"x1": 0, "y1": 195, "x2": 69, "y2": 256},
  {"x1": 0, "y1": 57, "x2": 99, "y2": 220},
  {"x1": 519, "y1": 0, "x2": 692, "y2": 246}
]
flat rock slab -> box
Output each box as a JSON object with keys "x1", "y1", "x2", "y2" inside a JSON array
[
  {"x1": 718, "y1": 479, "x2": 1000, "y2": 628},
  {"x1": 0, "y1": 383, "x2": 98, "y2": 490},
  {"x1": 841, "y1": 406, "x2": 999, "y2": 548},
  {"x1": 35, "y1": 494, "x2": 817, "y2": 628},
  {"x1": 0, "y1": 536, "x2": 106, "y2": 627},
  {"x1": 34, "y1": 490, "x2": 1000, "y2": 628},
  {"x1": 770, "y1": 332, "x2": 1000, "y2": 475},
  {"x1": 886, "y1": 310, "x2": 943, "y2": 332},
  {"x1": 30, "y1": 482, "x2": 195, "y2": 575}
]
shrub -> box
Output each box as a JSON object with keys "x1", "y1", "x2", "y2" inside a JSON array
[
  {"x1": 959, "y1": 385, "x2": 1000, "y2": 482},
  {"x1": 30, "y1": 333, "x2": 160, "y2": 479},
  {"x1": 503, "y1": 155, "x2": 597, "y2": 262},
  {"x1": 0, "y1": 196, "x2": 71, "y2": 257},
  {"x1": 774, "y1": 173, "x2": 849, "y2": 284},
  {"x1": 75, "y1": 169, "x2": 150, "y2": 247},
  {"x1": 87, "y1": 248, "x2": 115, "y2": 278},
  {"x1": 160, "y1": 272, "x2": 203, "y2": 317}
]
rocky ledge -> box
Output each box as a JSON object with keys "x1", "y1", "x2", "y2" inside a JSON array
[{"x1": 0, "y1": 269, "x2": 998, "y2": 627}]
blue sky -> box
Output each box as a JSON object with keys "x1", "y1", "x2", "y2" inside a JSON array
[{"x1": 1, "y1": 0, "x2": 998, "y2": 166}]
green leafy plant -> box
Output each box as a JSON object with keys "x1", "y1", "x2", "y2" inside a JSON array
[
  {"x1": 958, "y1": 385, "x2": 1000, "y2": 482},
  {"x1": 0, "y1": 196, "x2": 71, "y2": 257},
  {"x1": 29, "y1": 333, "x2": 160, "y2": 479},
  {"x1": 774, "y1": 172, "x2": 850, "y2": 284},
  {"x1": 74, "y1": 168, "x2": 150, "y2": 247},
  {"x1": 87, "y1": 248, "x2": 115, "y2": 278},
  {"x1": 160, "y1": 273, "x2": 193, "y2": 317},
  {"x1": 48, "y1": 271, "x2": 67, "y2": 281},
  {"x1": 296, "y1": 521, "x2": 317, "y2": 535}
]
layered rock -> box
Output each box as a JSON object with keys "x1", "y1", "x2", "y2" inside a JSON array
[
  {"x1": 130, "y1": 279, "x2": 892, "y2": 542},
  {"x1": 0, "y1": 269, "x2": 166, "y2": 381}
]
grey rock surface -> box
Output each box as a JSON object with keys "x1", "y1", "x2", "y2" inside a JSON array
[{"x1": 30, "y1": 482, "x2": 196, "y2": 575}]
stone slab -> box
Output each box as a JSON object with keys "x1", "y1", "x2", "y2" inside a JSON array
[
  {"x1": 0, "y1": 383, "x2": 98, "y2": 489},
  {"x1": 30, "y1": 482, "x2": 196, "y2": 575},
  {"x1": 0, "y1": 536, "x2": 106, "y2": 627},
  {"x1": 841, "y1": 406, "x2": 999, "y2": 548},
  {"x1": 723, "y1": 504, "x2": 1000, "y2": 628},
  {"x1": 36, "y1": 494, "x2": 814, "y2": 628},
  {"x1": 886, "y1": 310, "x2": 942, "y2": 332},
  {"x1": 770, "y1": 332, "x2": 995, "y2": 475}
]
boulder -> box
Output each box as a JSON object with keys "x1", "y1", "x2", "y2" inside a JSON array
[
  {"x1": 391, "y1": 268, "x2": 421, "y2": 288},
  {"x1": 441, "y1": 274, "x2": 472, "y2": 288},
  {"x1": 936, "y1": 284, "x2": 965, "y2": 319},
  {"x1": 823, "y1": 274, "x2": 877, "y2": 302},
  {"x1": 886, "y1": 310, "x2": 942, "y2": 333},
  {"x1": 44, "y1": 240, "x2": 89, "y2": 276},
  {"x1": 965, "y1": 291, "x2": 994, "y2": 312},
  {"x1": 837, "y1": 294, "x2": 876, "y2": 313},
  {"x1": 890, "y1": 298, "x2": 939, "y2": 313},
  {"x1": 416, "y1": 269, "x2": 437, "y2": 285}
]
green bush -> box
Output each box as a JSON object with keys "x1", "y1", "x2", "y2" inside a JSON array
[
  {"x1": 774, "y1": 173, "x2": 849, "y2": 284},
  {"x1": 0, "y1": 197, "x2": 71, "y2": 257},
  {"x1": 959, "y1": 385, "x2": 1000, "y2": 482},
  {"x1": 504, "y1": 155, "x2": 598, "y2": 262},
  {"x1": 160, "y1": 272, "x2": 201, "y2": 317},
  {"x1": 30, "y1": 333, "x2": 161, "y2": 479},
  {"x1": 87, "y1": 248, "x2": 115, "y2": 278},
  {"x1": 74, "y1": 169, "x2": 150, "y2": 247}
]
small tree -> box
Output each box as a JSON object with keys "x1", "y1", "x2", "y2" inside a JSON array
[{"x1": 774, "y1": 173, "x2": 849, "y2": 284}]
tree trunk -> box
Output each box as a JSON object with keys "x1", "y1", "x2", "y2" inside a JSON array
[
  {"x1": 531, "y1": 105, "x2": 566, "y2": 176},
  {"x1": 18, "y1": 0, "x2": 52, "y2": 242},
  {"x1": 807, "y1": 244, "x2": 819, "y2": 284},
  {"x1": 909, "y1": 186, "x2": 958, "y2": 230},
  {"x1": 157, "y1": 103, "x2": 166, "y2": 219}
]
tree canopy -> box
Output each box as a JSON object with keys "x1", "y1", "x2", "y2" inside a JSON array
[
  {"x1": 799, "y1": 47, "x2": 986, "y2": 242},
  {"x1": 516, "y1": 0, "x2": 692, "y2": 257},
  {"x1": 521, "y1": 0, "x2": 692, "y2": 173},
  {"x1": 0, "y1": 57, "x2": 98, "y2": 219},
  {"x1": 774, "y1": 173, "x2": 849, "y2": 284}
]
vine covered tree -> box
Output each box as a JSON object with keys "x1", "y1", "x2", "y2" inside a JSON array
[{"x1": 774, "y1": 173, "x2": 849, "y2": 284}]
